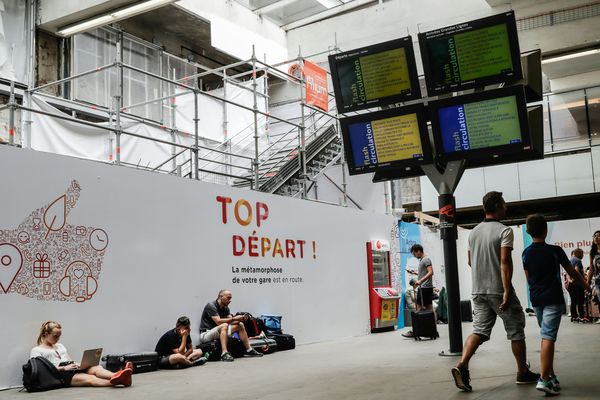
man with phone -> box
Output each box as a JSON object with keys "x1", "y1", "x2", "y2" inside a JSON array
[
  {"x1": 199, "y1": 289, "x2": 263, "y2": 362},
  {"x1": 155, "y1": 316, "x2": 207, "y2": 369}
]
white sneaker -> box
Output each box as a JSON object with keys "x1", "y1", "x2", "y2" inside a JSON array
[{"x1": 595, "y1": 319, "x2": 600, "y2": 324}]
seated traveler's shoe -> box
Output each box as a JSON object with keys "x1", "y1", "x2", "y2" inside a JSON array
[
  {"x1": 244, "y1": 348, "x2": 264, "y2": 357},
  {"x1": 451, "y1": 366, "x2": 472, "y2": 392},
  {"x1": 192, "y1": 357, "x2": 208, "y2": 366},
  {"x1": 124, "y1": 361, "x2": 134, "y2": 371},
  {"x1": 516, "y1": 367, "x2": 540, "y2": 384},
  {"x1": 536, "y1": 378, "x2": 560, "y2": 396},
  {"x1": 110, "y1": 368, "x2": 133, "y2": 387},
  {"x1": 221, "y1": 352, "x2": 235, "y2": 362}
]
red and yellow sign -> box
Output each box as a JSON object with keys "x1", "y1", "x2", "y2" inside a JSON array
[
  {"x1": 303, "y1": 60, "x2": 328, "y2": 112},
  {"x1": 381, "y1": 299, "x2": 397, "y2": 321}
]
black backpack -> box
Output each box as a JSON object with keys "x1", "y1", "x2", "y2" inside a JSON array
[{"x1": 22, "y1": 357, "x2": 65, "y2": 392}]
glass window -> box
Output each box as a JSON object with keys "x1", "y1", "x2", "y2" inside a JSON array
[
  {"x1": 542, "y1": 97, "x2": 552, "y2": 153},
  {"x1": 586, "y1": 86, "x2": 600, "y2": 146},
  {"x1": 548, "y1": 90, "x2": 589, "y2": 151},
  {"x1": 72, "y1": 28, "x2": 195, "y2": 123}
]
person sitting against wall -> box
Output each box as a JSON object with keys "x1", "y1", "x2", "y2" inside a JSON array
[
  {"x1": 199, "y1": 289, "x2": 264, "y2": 362},
  {"x1": 155, "y1": 316, "x2": 208, "y2": 369},
  {"x1": 30, "y1": 321, "x2": 133, "y2": 387},
  {"x1": 404, "y1": 279, "x2": 418, "y2": 311}
]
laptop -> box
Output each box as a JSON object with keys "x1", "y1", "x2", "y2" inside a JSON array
[{"x1": 79, "y1": 348, "x2": 103, "y2": 370}]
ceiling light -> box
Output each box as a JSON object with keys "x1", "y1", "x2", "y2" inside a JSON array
[
  {"x1": 542, "y1": 49, "x2": 600, "y2": 64},
  {"x1": 57, "y1": 0, "x2": 176, "y2": 37}
]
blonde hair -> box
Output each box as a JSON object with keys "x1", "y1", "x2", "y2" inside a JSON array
[{"x1": 37, "y1": 321, "x2": 61, "y2": 345}]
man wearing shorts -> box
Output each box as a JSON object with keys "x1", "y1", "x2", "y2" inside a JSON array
[
  {"x1": 155, "y1": 316, "x2": 207, "y2": 369},
  {"x1": 199, "y1": 289, "x2": 263, "y2": 361},
  {"x1": 412, "y1": 244, "x2": 434, "y2": 312},
  {"x1": 451, "y1": 191, "x2": 539, "y2": 392}
]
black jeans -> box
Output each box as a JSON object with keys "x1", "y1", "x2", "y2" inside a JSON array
[{"x1": 568, "y1": 284, "x2": 585, "y2": 319}]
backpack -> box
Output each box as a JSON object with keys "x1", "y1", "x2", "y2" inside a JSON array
[
  {"x1": 22, "y1": 357, "x2": 65, "y2": 392},
  {"x1": 260, "y1": 314, "x2": 283, "y2": 334},
  {"x1": 237, "y1": 312, "x2": 265, "y2": 337}
]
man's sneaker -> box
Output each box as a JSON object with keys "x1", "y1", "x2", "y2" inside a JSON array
[
  {"x1": 550, "y1": 375, "x2": 561, "y2": 391},
  {"x1": 536, "y1": 378, "x2": 560, "y2": 396},
  {"x1": 191, "y1": 356, "x2": 208, "y2": 366},
  {"x1": 516, "y1": 368, "x2": 541, "y2": 384},
  {"x1": 401, "y1": 330, "x2": 414, "y2": 338},
  {"x1": 221, "y1": 352, "x2": 235, "y2": 362},
  {"x1": 451, "y1": 366, "x2": 472, "y2": 392},
  {"x1": 244, "y1": 348, "x2": 264, "y2": 357}
]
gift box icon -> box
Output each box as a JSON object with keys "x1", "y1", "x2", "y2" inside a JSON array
[{"x1": 33, "y1": 253, "x2": 51, "y2": 279}]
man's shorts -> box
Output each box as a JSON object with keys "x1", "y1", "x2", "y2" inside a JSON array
[
  {"x1": 472, "y1": 292, "x2": 525, "y2": 341},
  {"x1": 417, "y1": 287, "x2": 433, "y2": 307},
  {"x1": 533, "y1": 304, "x2": 563, "y2": 341},
  {"x1": 158, "y1": 355, "x2": 181, "y2": 369},
  {"x1": 200, "y1": 324, "x2": 234, "y2": 343}
]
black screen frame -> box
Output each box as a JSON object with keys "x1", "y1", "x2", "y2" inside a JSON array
[
  {"x1": 429, "y1": 85, "x2": 531, "y2": 165},
  {"x1": 328, "y1": 36, "x2": 422, "y2": 114},
  {"x1": 419, "y1": 11, "x2": 523, "y2": 96},
  {"x1": 339, "y1": 104, "x2": 432, "y2": 176}
]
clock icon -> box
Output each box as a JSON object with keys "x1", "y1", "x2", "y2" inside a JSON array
[{"x1": 89, "y1": 229, "x2": 109, "y2": 252}]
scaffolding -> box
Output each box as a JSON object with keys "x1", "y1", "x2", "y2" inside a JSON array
[{"x1": 1, "y1": 29, "x2": 348, "y2": 203}]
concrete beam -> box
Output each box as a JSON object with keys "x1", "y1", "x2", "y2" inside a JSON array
[{"x1": 38, "y1": 0, "x2": 176, "y2": 34}]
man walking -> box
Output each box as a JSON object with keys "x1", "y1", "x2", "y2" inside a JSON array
[{"x1": 451, "y1": 191, "x2": 539, "y2": 392}]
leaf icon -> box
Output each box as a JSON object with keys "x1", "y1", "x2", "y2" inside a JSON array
[{"x1": 44, "y1": 195, "x2": 67, "y2": 239}]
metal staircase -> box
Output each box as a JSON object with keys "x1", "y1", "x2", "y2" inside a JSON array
[{"x1": 267, "y1": 124, "x2": 341, "y2": 195}]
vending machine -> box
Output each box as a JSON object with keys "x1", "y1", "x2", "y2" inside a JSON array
[{"x1": 367, "y1": 240, "x2": 400, "y2": 332}]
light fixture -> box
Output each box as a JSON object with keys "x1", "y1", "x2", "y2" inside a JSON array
[
  {"x1": 57, "y1": 0, "x2": 176, "y2": 37},
  {"x1": 541, "y1": 48, "x2": 600, "y2": 64}
]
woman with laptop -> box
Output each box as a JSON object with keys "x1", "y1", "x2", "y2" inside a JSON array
[{"x1": 30, "y1": 321, "x2": 133, "y2": 387}]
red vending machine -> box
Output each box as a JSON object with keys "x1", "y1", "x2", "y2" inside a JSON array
[{"x1": 367, "y1": 240, "x2": 400, "y2": 332}]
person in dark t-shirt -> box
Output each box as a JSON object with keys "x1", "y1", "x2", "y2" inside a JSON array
[
  {"x1": 155, "y1": 316, "x2": 207, "y2": 369},
  {"x1": 522, "y1": 214, "x2": 591, "y2": 395},
  {"x1": 199, "y1": 289, "x2": 263, "y2": 362},
  {"x1": 567, "y1": 248, "x2": 587, "y2": 321}
]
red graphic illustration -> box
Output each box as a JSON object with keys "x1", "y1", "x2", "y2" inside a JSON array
[
  {"x1": 0, "y1": 181, "x2": 108, "y2": 302},
  {"x1": 33, "y1": 253, "x2": 51, "y2": 279},
  {"x1": 439, "y1": 204, "x2": 455, "y2": 218}
]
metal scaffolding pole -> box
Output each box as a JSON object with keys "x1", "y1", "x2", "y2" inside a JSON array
[
  {"x1": 263, "y1": 54, "x2": 270, "y2": 148},
  {"x1": 115, "y1": 32, "x2": 123, "y2": 165},
  {"x1": 8, "y1": 81, "x2": 16, "y2": 145},
  {"x1": 193, "y1": 90, "x2": 200, "y2": 180},
  {"x1": 252, "y1": 45, "x2": 260, "y2": 190},
  {"x1": 170, "y1": 68, "x2": 178, "y2": 174},
  {"x1": 298, "y1": 48, "x2": 308, "y2": 199},
  {"x1": 223, "y1": 69, "x2": 232, "y2": 179}
]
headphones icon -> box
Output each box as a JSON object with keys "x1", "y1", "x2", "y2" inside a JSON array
[{"x1": 59, "y1": 261, "x2": 97, "y2": 302}]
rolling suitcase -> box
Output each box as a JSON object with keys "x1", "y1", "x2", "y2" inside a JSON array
[
  {"x1": 102, "y1": 352, "x2": 159, "y2": 373},
  {"x1": 461, "y1": 300, "x2": 473, "y2": 322},
  {"x1": 249, "y1": 337, "x2": 278, "y2": 354},
  {"x1": 411, "y1": 287, "x2": 439, "y2": 340},
  {"x1": 268, "y1": 333, "x2": 295, "y2": 350}
]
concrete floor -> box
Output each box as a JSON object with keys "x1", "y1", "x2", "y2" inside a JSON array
[{"x1": 4, "y1": 316, "x2": 599, "y2": 400}]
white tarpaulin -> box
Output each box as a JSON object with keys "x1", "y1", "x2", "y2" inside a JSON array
[
  {"x1": 29, "y1": 81, "x2": 269, "y2": 174},
  {"x1": 0, "y1": 1, "x2": 27, "y2": 84}
]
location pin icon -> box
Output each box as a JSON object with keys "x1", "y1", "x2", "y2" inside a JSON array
[{"x1": 0, "y1": 243, "x2": 23, "y2": 293}]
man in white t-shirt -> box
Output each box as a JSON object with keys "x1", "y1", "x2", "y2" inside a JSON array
[{"x1": 451, "y1": 191, "x2": 539, "y2": 392}]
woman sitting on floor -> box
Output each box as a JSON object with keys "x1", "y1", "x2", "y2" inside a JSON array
[{"x1": 30, "y1": 321, "x2": 133, "y2": 387}]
